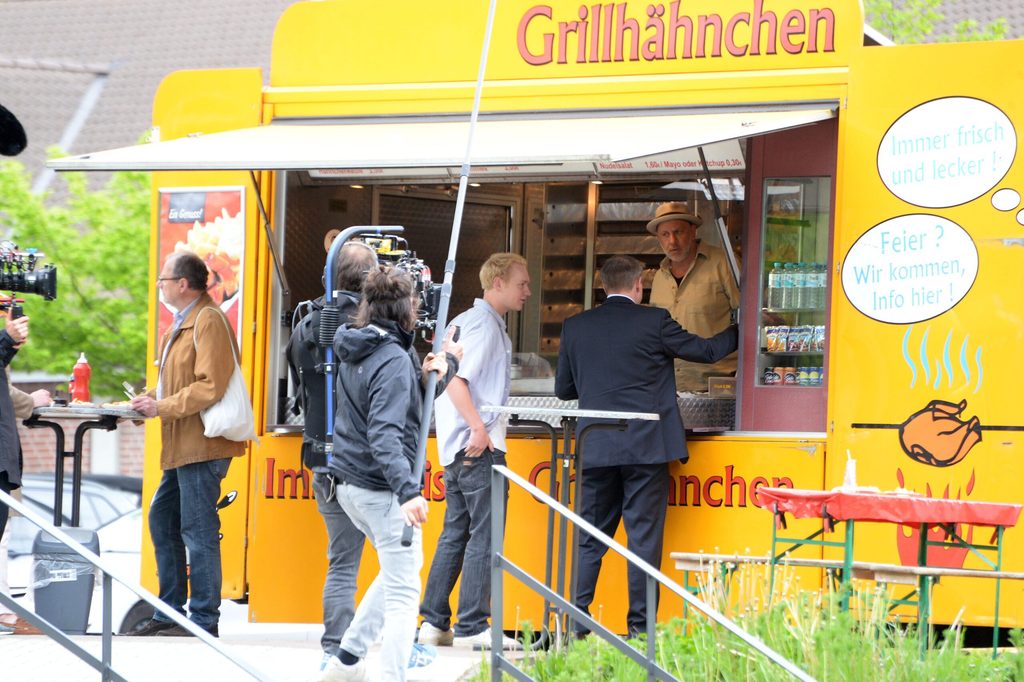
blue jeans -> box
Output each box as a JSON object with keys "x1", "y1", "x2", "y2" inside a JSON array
[
  {"x1": 313, "y1": 471, "x2": 365, "y2": 655},
  {"x1": 420, "y1": 449, "x2": 507, "y2": 637},
  {"x1": 148, "y1": 458, "x2": 231, "y2": 630},
  {"x1": 336, "y1": 482, "x2": 422, "y2": 682}
]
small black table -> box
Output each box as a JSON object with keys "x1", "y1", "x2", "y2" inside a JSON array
[{"x1": 22, "y1": 405, "x2": 143, "y2": 527}]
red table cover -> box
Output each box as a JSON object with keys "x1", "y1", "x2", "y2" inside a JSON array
[{"x1": 758, "y1": 488, "x2": 1021, "y2": 528}]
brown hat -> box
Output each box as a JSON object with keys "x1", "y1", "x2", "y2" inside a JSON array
[{"x1": 646, "y1": 201, "x2": 702, "y2": 235}]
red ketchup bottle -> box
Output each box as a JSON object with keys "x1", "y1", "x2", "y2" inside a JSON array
[{"x1": 72, "y1": 352, "x2": 91, "y2": 403}]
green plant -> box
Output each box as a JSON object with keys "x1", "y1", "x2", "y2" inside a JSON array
[
  {"x1": 0, "y1": 158, "x2": 149, "y2": 397},
  {"x1": 473, "y1": 563, "x2": 1024, "y2": 681},
  {"x1": 864, "y1": 0, "x2": 1009, "y2": 44}
]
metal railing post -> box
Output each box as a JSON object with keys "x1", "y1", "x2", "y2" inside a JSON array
[
  {"x1": 103, "y1": 571, "x2": 113, "y2": 681},
  {"x1": 489, "y1": 464, "x2": 816, "y2": 682},
  {"x1": 646, "y1": 573, "x2": 657, "y2": 682},
  {"x1": 0, "y1": 487, "x2": 274, "y2": 682},
  {"x1": 492, "y1": 465, "x2": 505, "y2": 680},
  {"x1": 507, "y1": 415, "x2": 560, "y2": 642},
  {"x1": 554, "y1": 415, "x2": 573, "y2": 647}
]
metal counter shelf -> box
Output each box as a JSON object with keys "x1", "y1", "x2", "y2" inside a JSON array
[{"x1": 505, "y1": 394, "x2": 735, "y2": 432}]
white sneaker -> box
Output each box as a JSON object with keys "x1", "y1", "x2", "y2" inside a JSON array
[
  {"x1": 316, "y1": 655, "x2": 368, "y2": 682},
  {"x1": 453, "y1": 629, "x2": 523, "y2": 651},
  {"x1": 417, "y1": 621, "x2": 454, "y2": 646},
  {"x1": 318, "y1": 652, "x2": 333, "y2": 672}
]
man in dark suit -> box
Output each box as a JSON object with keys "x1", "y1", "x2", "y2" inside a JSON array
[{"x1": 555, "y1": 254, "x2": 738, "y2": 637}]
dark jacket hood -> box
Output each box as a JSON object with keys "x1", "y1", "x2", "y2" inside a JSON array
[{"x1": 336, "y1": 319, "x2": 413, "y2": 364}]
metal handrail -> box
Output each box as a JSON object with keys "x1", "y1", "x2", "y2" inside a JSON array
[
  {"x1": 481, "y1": 403, "x2": 661, "y2": 647},
  {"x1": 0, "y1": 487, "x2": 273, "y2": 682},
  {"x1": 489, "y1": 464, "x2": 815, "y2": 682}
]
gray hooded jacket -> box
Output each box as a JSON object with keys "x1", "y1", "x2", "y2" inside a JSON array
[{"x1": 329, "y1": 319, "x2": 455, "y2": 504}]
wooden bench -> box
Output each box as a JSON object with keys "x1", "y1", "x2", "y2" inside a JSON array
[{"x1": 671, "y1": 551, "x2": 1024, "y2": 587}]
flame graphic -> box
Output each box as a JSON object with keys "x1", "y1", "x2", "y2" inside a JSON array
[{"x1": 894, "y1": 468, "x2": 976, "y2": 568}]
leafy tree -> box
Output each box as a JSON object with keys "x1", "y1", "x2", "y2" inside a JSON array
[
  {"x1": 865, "y1": 0, "x2": 1009, "y2": 44},
  {"x1": 0, "y1": 159, "x2": 150, "y2": 398}
]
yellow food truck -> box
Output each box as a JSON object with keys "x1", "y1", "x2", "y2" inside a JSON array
[{"x1": 52, "y1": 0, "x2": 1024, "y2": 633}]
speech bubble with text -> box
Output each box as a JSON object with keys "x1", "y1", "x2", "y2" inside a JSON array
[
  {"x1": 877, "y1": 97, "x2": 1016, "y2": 208},
  {"x1": 842, "y1": 214, "x2": 978, "y2": 324}
]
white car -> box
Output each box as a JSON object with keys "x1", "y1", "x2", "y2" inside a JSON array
[{"x1": 7, "y1": 475, "x2": 155, "y2": 634}]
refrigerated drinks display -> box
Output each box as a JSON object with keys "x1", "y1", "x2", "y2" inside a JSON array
[
  {"x1": 537, "y1": 180, "x2": 745, "y2": 429},
  {"x1": 758, "y1": 178, "x2": 830, "y2": 387}
]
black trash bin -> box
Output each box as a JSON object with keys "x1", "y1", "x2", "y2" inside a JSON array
[{"x1": 31, "y1": 528, "x2": 100, "y2": 634}]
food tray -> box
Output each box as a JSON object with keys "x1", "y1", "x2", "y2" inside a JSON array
[
  {"x1": 32, "y1": 405, "x2": 145, "y2": 420},
  {"x1": 677, "y1": 394, "x2": 736, "y2": 431}
]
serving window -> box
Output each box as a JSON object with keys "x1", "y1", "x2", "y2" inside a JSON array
[
  {"x1": 265, "y1": 171, "x2": 747, "y2": 431},
  {"x1": 260, "y1": 116, "x2": 843, "y2": 435}
]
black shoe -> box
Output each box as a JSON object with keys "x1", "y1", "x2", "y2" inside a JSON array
[
  {"x1": 126, "y1": 619, "x2": 176, "y2": 637},
  {"x1": 155, "y1": 623, "x2": 219, "y2": 638}
]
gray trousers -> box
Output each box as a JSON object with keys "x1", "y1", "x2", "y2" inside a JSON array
[
  {"x1": 336, "y1": 482, "x2": 422, "y2": 682},
  {"x1": 313, "y1": 472, "x2": 365, "y2": 655}
]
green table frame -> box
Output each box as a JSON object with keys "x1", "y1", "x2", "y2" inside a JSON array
[{"x1": 762, "y1": 488, "x2": 1016, "y2": 656}]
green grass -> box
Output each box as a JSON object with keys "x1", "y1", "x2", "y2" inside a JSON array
[{"x1": 473, "y1": 564, "x2": 1024, "y2": 681}]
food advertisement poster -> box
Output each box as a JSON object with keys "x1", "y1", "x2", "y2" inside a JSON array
[{"x1": 156, "y1": 187, "x2": 245, "y2": 348}]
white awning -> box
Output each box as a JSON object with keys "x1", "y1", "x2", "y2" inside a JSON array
[{"x1": 48, "y1": 106, "x2": 836, "y2": 177}]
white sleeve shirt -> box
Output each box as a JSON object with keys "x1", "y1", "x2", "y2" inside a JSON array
[{"x1": 433, "y1": 298, "x2": 511, "y2": 466}]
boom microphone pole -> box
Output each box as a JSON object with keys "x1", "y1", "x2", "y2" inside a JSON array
[{"x1": 402, "y1": 0, "x2": 498, "y2": 547}]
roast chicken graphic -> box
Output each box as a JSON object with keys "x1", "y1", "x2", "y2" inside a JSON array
[
  {"x1": 898, "y1": 398, "x2": 982, "y2": 467},
  {"x1": 893, "y1": 399, "x2": 984, "y2": 568}
]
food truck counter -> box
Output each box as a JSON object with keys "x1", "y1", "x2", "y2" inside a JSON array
[{"x1": 504, "y1": 394, "x2": 735, "y2": 432}]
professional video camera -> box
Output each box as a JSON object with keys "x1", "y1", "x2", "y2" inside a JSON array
[
  {"x1": 0, "y1": 240, "x2": 57, "y2": 318},
  {"x1": 354, "y1": 234, "x2": 442, "y2": 332}
]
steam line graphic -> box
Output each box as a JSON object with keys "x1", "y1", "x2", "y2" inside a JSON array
[{"x1": 901, "y1": 324, "x2": 983, "y2": 393}]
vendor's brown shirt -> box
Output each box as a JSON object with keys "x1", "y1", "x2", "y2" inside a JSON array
[{"x1": 650, "y1": 242, "x2": 740, "y2": 392}]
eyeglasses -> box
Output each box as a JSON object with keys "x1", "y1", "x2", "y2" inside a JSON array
[{"x1": 156, "y1": 276, "x2": 182, "y2": 284}]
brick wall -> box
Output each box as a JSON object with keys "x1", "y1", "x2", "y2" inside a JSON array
[
  {"x1": 118, "y1": 423, "x2": 145, "y2": 476},
  {"x1": 17, "y1": 419, "x2": 146, "y2": 477}
]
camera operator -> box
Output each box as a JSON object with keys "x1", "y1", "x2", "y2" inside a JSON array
[
  {"x1": 285, "y1": 240, "x2": 377, "y2": 674},
  {"x1": 318, "y1": 266, "x2": 460, "y2": 682},
  {"x1": 0, "y1": 313, "x2": 31, "y2": 538}
]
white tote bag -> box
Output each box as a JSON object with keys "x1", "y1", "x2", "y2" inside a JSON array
[{"x1": 193, "y1": 308, "x2": 258, "y2": 442}]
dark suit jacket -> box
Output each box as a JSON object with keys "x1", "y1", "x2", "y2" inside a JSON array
[{"x1": 555, "y1": 296, "x2": 738, "y2": 468}]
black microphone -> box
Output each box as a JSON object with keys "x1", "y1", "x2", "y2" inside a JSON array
[{"x1": 0, "y1": 103, "x2": 27, "y2": 157}]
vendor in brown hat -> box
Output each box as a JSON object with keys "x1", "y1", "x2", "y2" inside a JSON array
[{"x1": 647, "y1": 201, "x2": 740, "y2": 392}]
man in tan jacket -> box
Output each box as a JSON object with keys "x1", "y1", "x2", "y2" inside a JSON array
[{"x1": 130, "y1": 251, "x2": 245, "y2": 637}]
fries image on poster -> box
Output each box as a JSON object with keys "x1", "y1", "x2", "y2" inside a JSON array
[{"x1": 157, "y1": 188, "x2": 245, "y2": 346}]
